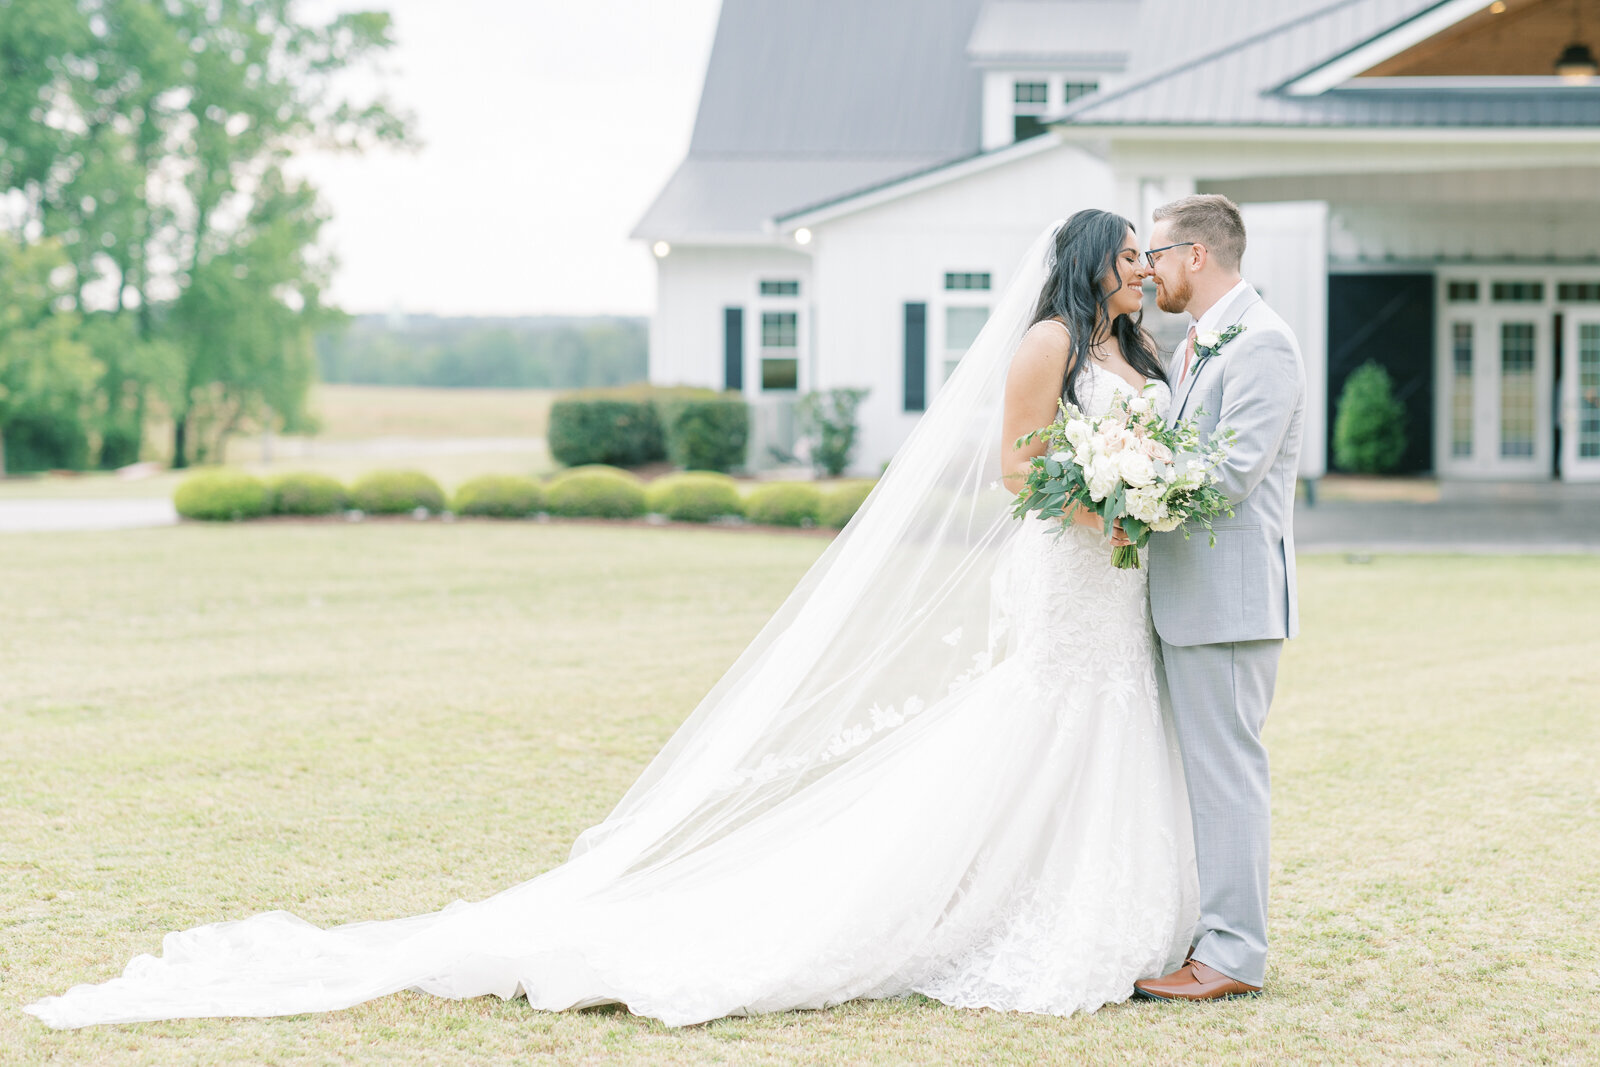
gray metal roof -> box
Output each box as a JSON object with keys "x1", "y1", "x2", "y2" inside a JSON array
[
  {"x1": 1058, "y1": 0, "x2": 1600, "y2": 128},
  {"x1": 966, "y1": 0, "x2": 1140, "y2": 68},
  {"x1": 633, "y1": 157, "x2": 949, "y2": 242},
  {"x1": 634, "y1": 0, "x2": 986, "y2": 239}
]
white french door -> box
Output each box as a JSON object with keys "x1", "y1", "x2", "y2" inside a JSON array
[
  {"x1": 1437, "y1": 276, "x2": 1553, "y2": 479},
  {"x1": 1561, "y1": 312, "x2": 1600, "y2": 482}
]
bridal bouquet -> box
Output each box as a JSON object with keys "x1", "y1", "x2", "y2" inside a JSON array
[{"x1": 1011, "y1": 388, "x2": 1236, "y2": 569}]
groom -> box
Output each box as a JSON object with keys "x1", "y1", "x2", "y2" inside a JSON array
[{"x1": 1136, "y1": 195, "x2": 1305, "y2": 1002}]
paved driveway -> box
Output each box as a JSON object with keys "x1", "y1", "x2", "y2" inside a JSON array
[
  {"x1": 1294, "y1": 498, "x2": 1600, "y2": 554},
  {"x1": 0, "y1": 499, "x2": 177, "y2": 533}
]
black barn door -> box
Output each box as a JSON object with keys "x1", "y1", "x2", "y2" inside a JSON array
[{"x1": 1327, "y1": 273, "x2": 1435, "y2": 473}]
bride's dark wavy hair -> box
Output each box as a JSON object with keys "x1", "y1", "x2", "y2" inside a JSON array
[{"x1": 1031, "y1": 209, "x2": 1165, "y2": 410}]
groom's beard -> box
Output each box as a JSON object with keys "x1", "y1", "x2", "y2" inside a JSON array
[{"x1": 1155, "y1": 273, "x2": 1192, "y2": 314}]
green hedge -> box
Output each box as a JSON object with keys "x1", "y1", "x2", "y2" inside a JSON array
[
  {"x1": 547, "y1": 389, "x2": 666, "y2": 468},
  {"x1": 545, "y1": 465, "x2": 647, "y2": 518},
  {"x1": 174, "y1": 469, "x2": 272, "y2": 521},
  {"x1": 269, "y1": 471, "x2": 346, "y2": 516},
  {"x1": 658, "y1": 394, "x2": 749, "y2": 473},
  {"x1": 646, "y1": 471, "x2": 743, "y2": 522},
  {"x1": 819, "y1": 480, "x2": 876, "y2": 529},
  {"x1": 348, "y1": 470, "x2": 446, "y2": 514},
  {"x1": 453, "y1": 474, "x2": 544, "y2": 518},
  {"x1": 548, "y1": 385, "x2": 750, "y2": 472},
  {"x1": 744, "y1": 482, "x2": 822, "y2": 527}
]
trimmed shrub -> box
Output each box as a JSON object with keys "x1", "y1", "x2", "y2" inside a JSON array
[
  {"x1": 744, "y1": 482, "x2": 822, "y2": 527},
  {"x1": 97, "y1": 423, "x2": 143, "y2": 470},
  {"x1": 545, "y1": 465, "x2": 647, "y2": 518},
  {"x1": 453, "y1": 474, "x2": 544, "y2": 518},
  {"x1": 1333, "y1": 361, "x2": 1408, "y2": 474},
  {"x1": 3, "y1": 408, "x2": 90, "y2": 473},
  {"x1": 646, "y1": 471, "x2": 743, "y2": 522},
  {"x1": 348, "y1": 470, "x2": 446, "y2": 514},
  {"x1": 797, "y1": 388, "x2": 869, "y2": 477},
  {"x1": 269, "y1": 472, "x2": 347, "y2": 516},
  {"x1": 659, "y1": 394, "x2": 749, "y2": 473},
  {"x1": 547, "y1": 393, "x2": 665, "y2": 468},
  {"x1": 819, "y1": 480, "x2": 876, "y2": 529},
  {"x1": 174, "y1": 469, "x2": 271, "y2": 521}
]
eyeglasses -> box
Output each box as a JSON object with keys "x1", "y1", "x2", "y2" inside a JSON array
[{"x1": 1143, "y1": 242, "x2": 1195, "y2": 268}]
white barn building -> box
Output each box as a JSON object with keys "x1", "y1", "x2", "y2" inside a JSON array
[{"x1": 634, "y1": 0, "x2": 1600, "y2": 483}]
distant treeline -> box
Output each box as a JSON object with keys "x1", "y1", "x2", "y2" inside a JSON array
[{"x1": 316, "y1": 315, "x2": 649, "y2": 390}]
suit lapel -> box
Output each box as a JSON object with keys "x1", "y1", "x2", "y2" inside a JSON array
[{"x1": 1173, "y1": 283, "x2": 1261, "y2": 421}]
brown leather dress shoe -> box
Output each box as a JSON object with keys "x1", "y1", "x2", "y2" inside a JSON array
[{"x1": 1132, "y1": 960, "x2": 1262, "y2": 1002}]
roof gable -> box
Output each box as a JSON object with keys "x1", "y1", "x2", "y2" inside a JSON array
[{"x1": 966, "y1": 0, "x2": 1140, "y2": 68}]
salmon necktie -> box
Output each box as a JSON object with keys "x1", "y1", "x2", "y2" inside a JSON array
[{"x1": 1179, "y1": 324, "x2": 1198, "y2": 385}]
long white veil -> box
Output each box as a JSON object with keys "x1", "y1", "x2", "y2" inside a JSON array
[
  {"x1": 25, "y1": 222, "x2": 1073, "y2": 1030},
  {"x1": 568, "y1": 221, "x2": 1060, "y2": 877}
]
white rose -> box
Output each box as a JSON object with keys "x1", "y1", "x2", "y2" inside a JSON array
[
  {"x1": 1117, "y1": 450, "x2": 1156, "y2": 488},
  {"x1": 1127, "y1": 396, "x2": 1152, "y2": 415},
  {"x1": 1196, "y1": 329, "x2": 1221, "y2": 348},
  {"x1": 1064, "y1": 419, "x2": 1093, "y2": 455},
  {"x1": 1151, "y1": 512, "x2": 1184, "y2": 532},
  {"x1": 1086, "y1": 454, "x2": 1120, "y2": 502}
]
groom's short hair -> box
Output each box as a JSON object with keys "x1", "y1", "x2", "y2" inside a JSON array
[{"x1": 1153, "y1": 195, "x2": 1246, "y2": 270}]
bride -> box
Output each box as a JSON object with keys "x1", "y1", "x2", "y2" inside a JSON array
[{"x1": 27, "y1": 210, "x2": 1199, "y2": 1030}]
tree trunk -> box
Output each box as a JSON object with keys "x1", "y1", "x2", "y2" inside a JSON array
[{"x1": 172, "y1": 416, "x2": 188, "y2": 469}]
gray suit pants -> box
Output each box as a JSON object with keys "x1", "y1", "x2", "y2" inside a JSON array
[{"x1": 1159, "y1": 637, "x2": 1282, "y2": 988}]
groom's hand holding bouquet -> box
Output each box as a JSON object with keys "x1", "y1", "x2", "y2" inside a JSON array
[{"x1": 1011, "y1": 387, "x2": 1236, "y2": 569}]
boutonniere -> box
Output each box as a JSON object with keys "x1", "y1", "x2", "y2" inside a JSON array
[{"x1": 1193, "y1": 324, "x2": 1247, "y2": 366}]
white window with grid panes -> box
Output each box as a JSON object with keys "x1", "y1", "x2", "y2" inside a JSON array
[{"x1": 940, "y1": 271, "x2": 991, "y2": 388}]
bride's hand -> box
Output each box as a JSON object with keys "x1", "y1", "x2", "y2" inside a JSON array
[
  {"x1": 1067, "y1": 504, "x2": 1102, "y2": 532},
  {"x1": 1110, "y1": 519, "x2": 1132, "y2": 547}
]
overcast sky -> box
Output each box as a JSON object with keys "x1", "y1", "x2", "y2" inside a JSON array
[{"x1": 294, "y1": 0, "x2": 723, "y2": 318}]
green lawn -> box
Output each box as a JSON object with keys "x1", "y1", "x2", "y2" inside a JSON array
[{"x1": 3, "y1": 527, "x2": 1597, "y2": 1064}]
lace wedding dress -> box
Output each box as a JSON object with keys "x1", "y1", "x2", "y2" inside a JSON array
[{"x1": 27, "y1": 222, "x2": 1198, "y2": 1030}]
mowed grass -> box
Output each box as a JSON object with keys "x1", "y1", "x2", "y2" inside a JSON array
[{"x1": 2, "y1": 528, "x2": 1596, "y2": 1065}]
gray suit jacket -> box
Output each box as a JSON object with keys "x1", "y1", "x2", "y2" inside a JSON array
[{"x1": 1148, "y1": 283, "x2": 1305, "y2": 647}]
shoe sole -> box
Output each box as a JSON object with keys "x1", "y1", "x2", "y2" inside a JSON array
[{"x1": 1131, "y1": 986, "x2": 1263, "y2": 1003}]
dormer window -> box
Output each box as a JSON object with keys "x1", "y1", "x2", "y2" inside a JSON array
[
  {"x1": 1013, "y1": 80, "x2": 1049, "y2": 141},
  {"x1": 1061, "y1": 81, "x2": 1098, "y2": 105}
]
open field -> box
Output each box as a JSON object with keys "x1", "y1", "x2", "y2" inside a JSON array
[
  {"x1": 0, "y1": 385, "x2": 558, "y2": 501},
  {"x1": 306, "y1": 384, "x2": 556, "y2": 441},
  {"x1": 3, "y1": 527, "x2": 1597, "y2": 1064}
]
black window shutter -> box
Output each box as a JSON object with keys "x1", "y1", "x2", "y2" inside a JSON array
[
  {"x1": 723, "y1": 307, "x2": 743, "y2": 391},
  {"x1": 903, "y1": 302, "x2": 926, "y2": 412}
]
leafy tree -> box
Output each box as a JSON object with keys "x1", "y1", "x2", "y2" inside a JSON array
[
  {"x1": 7, "y1": 0, "x2": 409, "y2": 467},
  {"x1": 1333, "y1": 361, "x2": 1408, "y2": 474}
]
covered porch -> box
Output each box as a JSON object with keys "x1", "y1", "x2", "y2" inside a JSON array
[{"x1": 1100, "y1": 133, "x2": 1600, "y2": 485}]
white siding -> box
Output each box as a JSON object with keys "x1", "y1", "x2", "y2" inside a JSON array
[
  {"x1": 649, "y1": 247, "x2": 814, "y2": 389},
  {"x1": 805, "y1": 143, "x2": 1116, "y2": 473}
]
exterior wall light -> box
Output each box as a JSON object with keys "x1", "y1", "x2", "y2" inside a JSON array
[
  {"x1": 1555, "y1": 0, "x2": 1598, "y2": 84},
  {"x1": 794, "y1": 228, "x2": 813, "y2": 245},
  {"x1": 652, "y1": 241, "x2": 671, "y2": 258}
]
